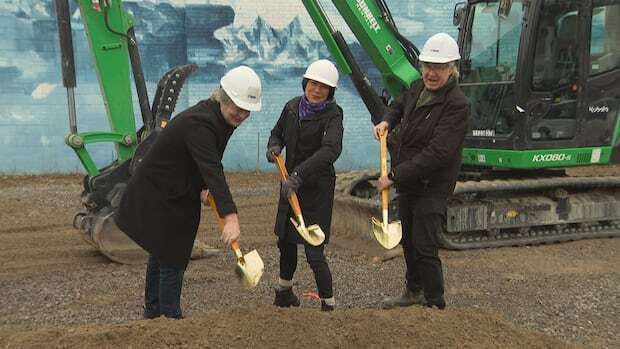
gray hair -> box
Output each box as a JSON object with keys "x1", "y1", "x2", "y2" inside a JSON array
[
  {"x1": 210, "y1": 87, "x2": 234, "y2": 106},
  {"x1": 450, "y1": 61, "x2": 460, "y2": 79}
]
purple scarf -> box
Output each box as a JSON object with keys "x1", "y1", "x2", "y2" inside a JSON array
[{"x1": 298, "y1": 95, "x2": 330, "y2": 120}]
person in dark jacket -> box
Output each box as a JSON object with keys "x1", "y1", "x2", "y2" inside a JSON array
[
  {"x1": 266, "y1": 59, "x2": 343, "y2": 311},
  {"x1": 373, "y1": 33, "x2": 469, "y2": 310},
  {"x1": 116, "y1": 66, "x2": 263, "y2": 319}
]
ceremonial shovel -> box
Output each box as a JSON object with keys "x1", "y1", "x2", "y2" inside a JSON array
[
  {"x1": 206, "y1": 192, "x2": 264, "y2": 288},
  {"x1": 273, "y1": 153, "x2": 325, "y2": 246},
  {"x1": 371, "y1": 132, "x2": 402, "y2": 249}
]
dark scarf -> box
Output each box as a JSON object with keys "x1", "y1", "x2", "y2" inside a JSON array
[{"x1": 299, "y1": 95, "x2": 330, "y2": 120}]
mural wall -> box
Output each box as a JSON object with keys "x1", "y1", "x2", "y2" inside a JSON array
[{"x1": 0, "y1": 0, "x2": 459, "y2": 173}]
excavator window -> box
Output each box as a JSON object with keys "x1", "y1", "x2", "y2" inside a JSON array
[
  {"x1": 460, "y1": 0, "x2": 524, "y2": 137},
  {"x1": 590, "y1": 2, "x2": 620, "y2": 75},
  {"x1": 528, "y1": 0, "x2": 580, "y2": 142},
  {"x1": 531, "y1": 1, "x2": 579, "y2": 91}
]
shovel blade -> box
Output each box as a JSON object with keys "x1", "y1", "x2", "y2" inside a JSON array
[
  {"x1": 371, "y1": 216, "x2": 402, "y2": 250},
  {"x1": 236, "y1": 249, "x2": 264, "y2": 288},
  {"x1": 290, "y1": 218, "x2": 325, "y2": 246}
]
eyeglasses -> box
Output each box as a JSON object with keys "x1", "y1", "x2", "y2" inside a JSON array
[
  {"x1": 231, "y1": 104, "x2": 250, "y2": 118},
  {"x1": 421, "y1": 62, "x2": 451, "y2": 72}
]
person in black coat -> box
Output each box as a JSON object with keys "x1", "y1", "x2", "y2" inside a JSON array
[
  {"x1": 116, "y1": 66, "x2": 262, "y2": 319},
  {"x1": 373, "y1": 33, "x2": 470, "y2": 310},
  {"x1": 266, "y1": 59, "x2": 343, "y2": 311}
]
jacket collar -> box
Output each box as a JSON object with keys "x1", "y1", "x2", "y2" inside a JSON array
[
  {"x1": 205, "y1": 98, "x2": 236, "y2": 131},
  {"x1": 287, "y1": 96, "x2": 338, "y2": 121},
  {"x1": 413, "y1": 75, "x2": 458, "y2": 108}
]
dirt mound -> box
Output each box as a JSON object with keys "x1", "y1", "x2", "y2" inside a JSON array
[{"x1": 2, "y1": 306, "x2": 575, "y2": 349}]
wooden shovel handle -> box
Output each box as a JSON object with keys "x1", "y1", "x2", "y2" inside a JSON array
[
  {"x1": 206, "y1": 192, "x2": 242, "y2": 256},
  {"x1": 273, "y1": 154, "x2": 303, "y2": 216},
  {"x1": 379, "y1": 133, "x2": 389, "y2": 211}
]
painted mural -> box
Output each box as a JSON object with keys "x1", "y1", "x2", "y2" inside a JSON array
[{"x1": 0, "y1": 0, "x2": 459, "y2": 173}]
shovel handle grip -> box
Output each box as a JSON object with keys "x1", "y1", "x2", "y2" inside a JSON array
[
  {"x1": 274, "y1": 154, "x2": 303, "y2": 216},
  {"x1": 206, "y1": 192, "x2": 243, "y2": 257},
  {"x1": 206, "y1": 192, "x2": 224, "y2": 227},
  {"x1": 379, "y1": 133, "x2": 389, "y2": 211},
  {"x1": 288, "y1": 192, "x2": 303, "y2": 217},
  {"x1": 274, "y1": 153, "x2": 289, "y2": 180},
  {"x1": 231, "y1": 240, "x2": 243, "y2": 260},
  {"x1": 379, "y1": 132, "x2": 388, "y2": 177}
]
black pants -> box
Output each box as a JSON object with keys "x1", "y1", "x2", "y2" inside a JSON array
[
  {"x1": 398, "y1": 194, "x2": 445, "y2": 305},
  {"x1": 278, "y1": 240, "x2": 333, "y2": 299}
]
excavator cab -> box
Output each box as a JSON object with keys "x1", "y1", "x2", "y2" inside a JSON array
[{"x1": 458, "y1": 0, "x2": 620, "y2": 168}]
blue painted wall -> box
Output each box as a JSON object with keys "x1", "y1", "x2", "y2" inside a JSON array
[{"x1": 0, "y1": 0, "x2": 459, "y2": 173}]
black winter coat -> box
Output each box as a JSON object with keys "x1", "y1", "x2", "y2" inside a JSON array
[
  {"x1": 268, "y1": 97, "x2": 344, "y2": 244},
  {"x1": 385, "y1": 78, "x2": 469, "y2": 212},
  {"x1": 116, "y1": 99, "x2": 237, "y2": 269}
]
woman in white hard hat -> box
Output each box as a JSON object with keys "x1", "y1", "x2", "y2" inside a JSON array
[
  {"x1": 373, "y1": 33, "x2": 470, "y2": 310},
  {"x1": 117, "y1": 66, "x2": 262, "y2": 319},
  {"x1": 266, "y1": 59, "x2": 344, "y2": 311}
]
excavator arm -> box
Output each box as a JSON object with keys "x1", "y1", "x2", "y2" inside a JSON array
[{"x1": 54, "y1": 0, "x2": 198, "y2": 264}]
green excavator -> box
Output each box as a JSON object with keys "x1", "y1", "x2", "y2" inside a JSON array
[
  {"x1": 55, "y1": 0, "x2": 620, "y2": 264},
  {"x1": 308, "y1": 0, "x2": 620, "y2": 249}
]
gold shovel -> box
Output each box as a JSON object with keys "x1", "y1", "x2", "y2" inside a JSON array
[
  {"x1": 371, "y1": 132, "x2": 402, "y2": 249},
  {"x1": 206, "y1": 192, "x2": 264, "y2": 288},
  {"x1": 273, "y1": 154, "x2": 325, "y2": 246}
]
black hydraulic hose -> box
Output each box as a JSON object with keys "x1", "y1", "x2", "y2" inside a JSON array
[
  {"x1": 127, "y1": 28, "x2": 153, "y2": 131},
  {"x1": 376, "y1": 0, "x2": 420, "y2": 68},
  {"x1": 102, "y1": 3, "x2": 152, "y2": 131},
  {"x1": 103, "y1": 4, "x2": 132, "y2": 43},
  {"x1": 54, "y1": 0, "x2": 75, "y2": 88},
  {"x1": 332, "y1": 31, "x2": 388, "y2": 125}
]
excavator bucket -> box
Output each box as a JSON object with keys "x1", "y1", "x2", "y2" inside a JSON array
[{"x1": 91, "y1": 210, "x2": 148, "y2": 264}]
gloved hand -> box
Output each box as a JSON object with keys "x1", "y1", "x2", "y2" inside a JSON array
[
  {"x1": 280, "y1": 174, "x2": 302, "y2": 199},
  {"x1": 266, "y1": 144, "x2": 282, "y2": 163}
]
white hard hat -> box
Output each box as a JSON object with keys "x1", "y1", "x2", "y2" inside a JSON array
[
  {"x1": 220, "y1": 66, "x2": 262, "y2": 111},
  {"x1": 418, "y1": 33, "x2": 461, "y2": 64},
  {"x1": 303, "y1": 59, "x2": 339, "y2": 88}
]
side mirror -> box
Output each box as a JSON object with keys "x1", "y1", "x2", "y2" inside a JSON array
[
  {"x1": 453, "y1": 2, "x2": 466, "y2": 27},
  {"x1": 498, "y1": 0, "x2": 513, "y2": 19}
]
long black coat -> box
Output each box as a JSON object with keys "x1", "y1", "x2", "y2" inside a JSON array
[
  {"x1": 268, "y1": 97, "x2": 344, "y2": 244},
  {"x1": 385, "y1": 78, "x2": 469, "y2": 212},
  {"x1": 116, "y1": 99, "x2": 237, "y2": 269}
]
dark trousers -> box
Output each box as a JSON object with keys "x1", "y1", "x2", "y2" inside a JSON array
[
  {"x1": 278, "y1": 240, "x2": 333, "y2": 299},
  {"x1": 398, "y1": 194, "x2": 445, "y2": 305},
  {"x1": 144, "y1": 255, "x2": 186, "y2": 319}
]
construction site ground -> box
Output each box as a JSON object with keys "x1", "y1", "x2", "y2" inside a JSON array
[{"x1": 0, "y1": 171, "x2": 618, "y2": 349}]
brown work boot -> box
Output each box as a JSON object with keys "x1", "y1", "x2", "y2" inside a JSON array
[
  {"x1": 273, "y1": 287, "x2": 300, "y2": 307},
  {"x1": 380, "y1": 288, "x2": 426, "y2": 309}
]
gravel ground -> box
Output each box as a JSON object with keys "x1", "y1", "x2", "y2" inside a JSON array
[{"x1": 0, "y1": 173, "x2": 618, "y2": 348}]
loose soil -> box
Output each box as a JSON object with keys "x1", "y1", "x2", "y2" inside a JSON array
[{"x1": 0, "y1": 172, "x2": 618, "y2": 348}]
